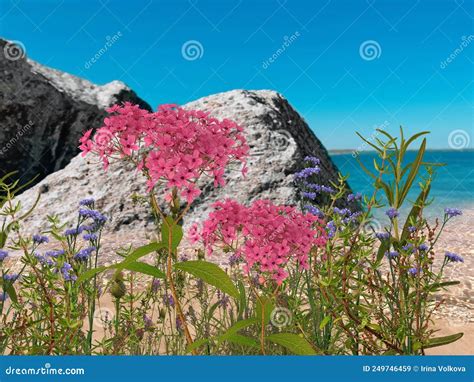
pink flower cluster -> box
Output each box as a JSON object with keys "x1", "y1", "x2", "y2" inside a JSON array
[
  {"x1": 190, "y1": 199, "x2": 327, "y2": 285},
  {"x1": 79, "y1": 103, "x2": 249, "y2": 203}
]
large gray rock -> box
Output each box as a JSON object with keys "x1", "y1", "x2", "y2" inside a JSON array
[
  {"x1": 10, "y1": 89, "x2": 345, "y2": 265},
  {"x1": 0, "y1": 38, "x2": 150, "y2": 187}
]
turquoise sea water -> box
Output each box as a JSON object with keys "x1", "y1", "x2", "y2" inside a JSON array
[{"x1": 330, "y1": 150, "x2": 474, "y2": 218}]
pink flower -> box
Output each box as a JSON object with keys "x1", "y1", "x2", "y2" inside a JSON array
[
  {"x1": 79, "y1": 103, "x2": 249, "y2": 204},
  {"x1": 193, "y1": 199, "x2": 327, "y2": 285}
]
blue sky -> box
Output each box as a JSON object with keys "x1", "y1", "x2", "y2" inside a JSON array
[{"x1": 1, "y1": 0, "x2": 472, "y2": 149}]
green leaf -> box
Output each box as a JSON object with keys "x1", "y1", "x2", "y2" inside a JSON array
[
  {"x1": 237, "y1": 280, "x2": 247, "y2": 320},
  {"x1": 77, "y1": 242, "x2": 166, "y2": 284},
  {"x1": 0, "y1": 230, "x2": 8, "y2": 248},
  {"x1": 221, "y1": 333, "x2": 259, "y2": 348},
  {"x1": 185, "y1": 338, "x2": 209, "y2": 354},
  {"x1": 77, "y1": 266, "x2": 108, "y2": 284},
  {"x1": 1, "y1": 280, "x2": 18, "y2": 304},
  {"x1": 161, "y1": 217, "x2": 183, "y2": 251},
  {"x1": 174, "y1": 260, "x2": 239, "y2": 299},
  {"x1": 401, "y1": 185, "x2": 431, "y2": 241},
  {"x1": 398, "y1": 138, "x2": 426, "y2": 206},
  {"x1": 319, "y1": 315, "x2": 331, "y2": 330},
  {"x1": 256, "y1": 296, "x2": 274, "y2": 326},
  {"x1": 122, "y1": 242, "x2": 166, "y2": 265},
  {"x1": 424, "y1": 333, "x2": 463, "y2": 349},
  {"x1": 219, "y1": 318, "x2": 258, "y2": 339},
  {"x1": 122, "y1": 261, "x2": 165, "y2": 279},
  {"x1": 266, "y1": 333, "x2": 318, "y2": 355}
]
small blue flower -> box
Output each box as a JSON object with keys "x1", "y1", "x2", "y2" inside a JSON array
[
  {"x1": 375, "y1": 232, "x2": 390, "y2": 240},
  {"x1": 79, "y1": 209, "x2": 107, "y2": 226},
  {"x1": 0, "y1": 250, "x2": 8, "y2": 262},
  {"x1": 60, "y1": 262, "x2": 77, "y2": 282},
  {"x1": 385, "y1": 251, "x2": 399, "y2": 260},
  {"x1": 334, "y1": 207, "x2": 351, "y2": 217},
  {"x1": 32, "y1": 234, "x2": 49, "y2": 244},
  {"x1": 74, "y1": 246, "x2": 96, "y2": 261},
  {"x1": 444, "y1": 208, "x2": 462, "y2": 218},
  {"x1": 294, "y1": 167, "x2": 320, "y2": 179},
  {"x1": 34, "y1": 252, "x2": 55, "y2": 267},
  {"x1": 83, "y1": 233, "x2": 98, "y2": 241},
  {"x1": 304, "y1": 156, "x2": 320, "y2": 165},
  {"x1": 3, "y1": 273, "x2": 18, "y2": 282},
  {"x1": 402, "y1": 243, "x2": 414, "y2": 252},
  {"x1": 302, "y1": 191, "x2": 317, "y2": 200},
  {"x1": 347, "y1": 192, "x2": 362, "y2": 203},
  {"x1": 445, "y1": 252, "x2": 464, "y2": 263},
  {"x1": 79, "y1": 198, "x2": 95, "y2": 207},
  {"x1": 304, "y1": 205, "x2": 324, "y2": 218},
  {"x1": 326, "y1": 220, "x2": 337, "y2": 238},
  {"x1": 418, "y1": 243, "x2": 429, "y2": 252},
  {"x1": 385, "y1": 208, "x2": 399, "y2": 220},
  {"x1": 408, "y1": 267, "x2": 421, "y2": 276},
  {"x1": 45, "y1": 250, "x2": 65, "y2": 258},
  {"x1": 65, "y1": 228, "x2": 80, "y2": 236},
  {"x1": 408, "y1": 226, "x2": 417, "y2": 233},
  {"x1": 0, "y1": 292, "x2": 8, "y2": 302}
]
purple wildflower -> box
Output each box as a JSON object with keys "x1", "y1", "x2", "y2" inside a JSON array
[
  {"x1": 408, "y1": 267, "x2": 421, "y2": 276},
  {"x1": 32, "y1": 234, "x2": 49, "y2": 244},
  {"x1": 418, "y1": 243, "x2": 429, "y2": 252},
  {"x1": 444, "y1": 208, "x2": 462, "y2": 218},
  {"x1": 408, "y1": 226, "x2": 417, "y2": 233},
  {"x1": 61, "y1": 262, "x2": 77, "y2": 282},
  {"x1": 295, "y1": 167, "x2": 320, "y2": 179},
  {"x1": 0, "y1": 250, "x2": 8, "y2": 262},
  {"x1": 74, "y1": 246, "x2": 96, "y2": 261},
  {"x1": 164, "y1": 294, "x2": 175, "y2": 307},
  {"x1": 65, "y1": 228, "x2": 80, "y2": 236},
  {"x1": 326, "y1": 220, "x2": 336, "y2": 238},
  {"x1": 334, "y1": 207, "x2": 351, "y2": 217},
  {"x1": 78, "y1": 209, "x2": 107, "y2": 225},
  {"x1": 402, "y1": 243, "x2": 414, "y2": 252},
  {"x1": 385, "y1": 208, "x2": 399, "y2": 220},
  {"x1": 347, "y1": 192, "x2": 362, "y2": 203},
  {"x1": 151, "y1": 279, "x2": 161, "y2": 293},
  {"x1": 304, "y1": 156, "x2": 320, "y2": 165},
  {"x1": 304, "y1": 205, "x2": 324, "y2": 218},
  {"x1": 445, "y1": 252, "x2": 464, "y2": 263},
  {"x1": 0, "y1": 292, "x2": 8, "y2": 302},
  {"x1": 3, "y1": 273, "x2": 19, "y2": 282},
  {"x1": 34, "y1": 252, "x2": 54, "y2": 267},
  {"x1": 79, "y1": 198, "x2": 95, "y2": 207},
  {"x1": 228, "y1": 253, "x2": 241, "y2": 267},
  {"x1": 83, "y1": 233, "x2": 98, "y2": 241},
  {"x1": 385, "y1": 251, "x2": 399, "y2": 260},
  {"x1": 143, "y1": 314, "x2": 153, "y2": 329},
  {"x1": 375, "y1": 232, "x2": 390, "y2": 240},
  {"x1": 45, "y1": 250, "x2": 65, "y2": 258},
  {"x1": 302, "y1": 191, "x2": 317, "y2": 200}
]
